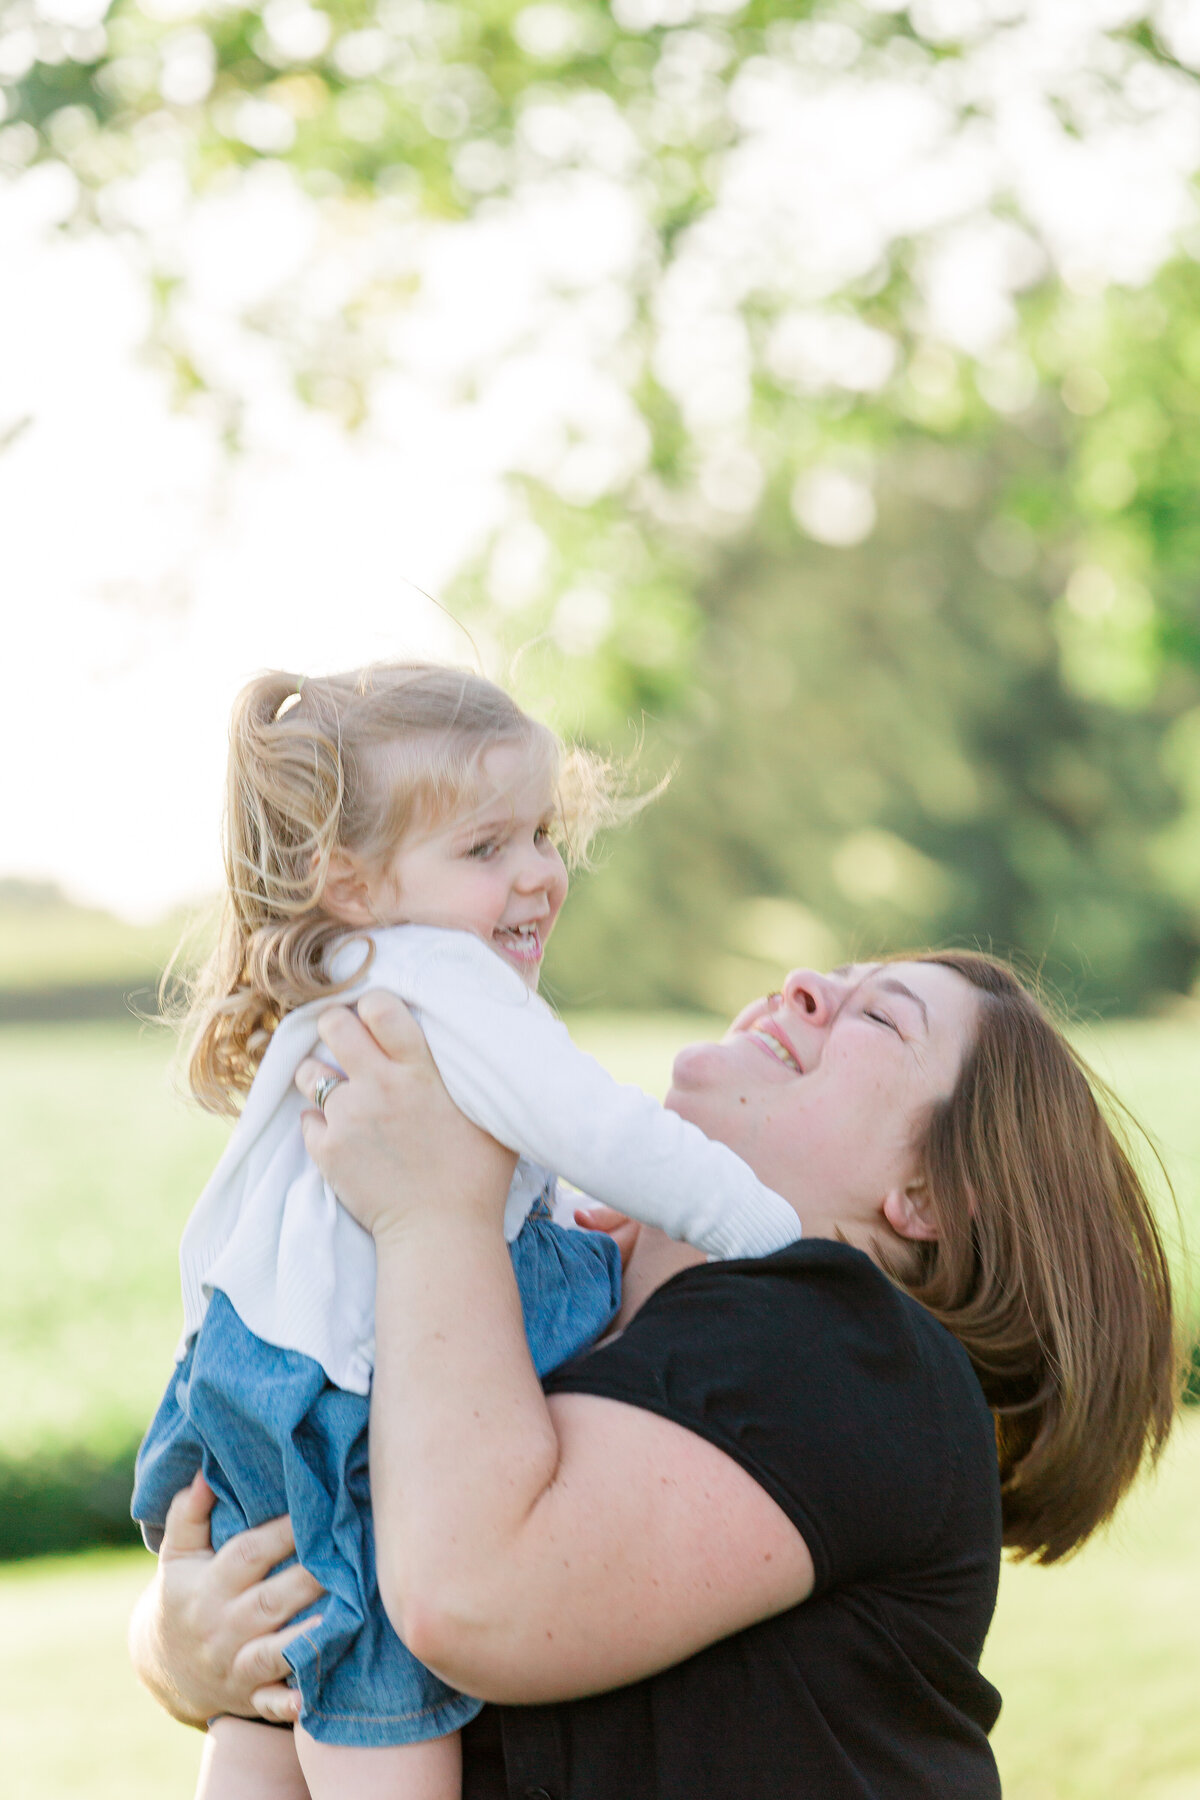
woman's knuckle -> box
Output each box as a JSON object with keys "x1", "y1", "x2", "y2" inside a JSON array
[
  {"x1": 229, "y1": 1532, "x2": 263, "y2": 1574},
  {"x1": 235, "y1": 1641, "x2": 272, "y2": 1685},
  {"x1": 254, "y1": 1583, "x2": 280, "y2": 1622}
]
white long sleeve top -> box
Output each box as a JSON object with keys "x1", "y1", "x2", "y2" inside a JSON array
[{"x1": 178, "y1": 925, "x2": 801, "y2": 1393}]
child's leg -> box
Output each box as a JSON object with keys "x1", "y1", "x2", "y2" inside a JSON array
[
  {"x1": 295, "y1": 1722, "x2": 460, "y2": 1800},
  {"x1": 196, "y1": 1717, "x2": 310, "y2": 1800}
]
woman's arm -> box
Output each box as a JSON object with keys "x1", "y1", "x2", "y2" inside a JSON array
[
  {"x1": 128, "y1": 1474, "x2": 323, "y2": 1727},
  {"x1": 299, "y1": 994, "x2": 815, "y2": 1706}
]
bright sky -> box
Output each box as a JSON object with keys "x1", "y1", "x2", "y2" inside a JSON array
[{"x1": 5, "y1": 0, "x2": 1199, "y2": 920}]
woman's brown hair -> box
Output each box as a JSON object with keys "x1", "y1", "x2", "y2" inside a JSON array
[
  {"x1": 179, "y1": 662, "x2": 626, "y2": 1116},
  {"x1": 895, "y1": 951, "x2": 1177, "y2": 1564}
]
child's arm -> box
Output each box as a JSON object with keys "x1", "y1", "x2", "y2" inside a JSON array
[{"x1": 389, "y1": 929, "x2": 802, "y2": 1260}]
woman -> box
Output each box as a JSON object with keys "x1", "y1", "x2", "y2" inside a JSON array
[{"x1": 132, "y1": 954, "x2": 1177, "y2": 1798}]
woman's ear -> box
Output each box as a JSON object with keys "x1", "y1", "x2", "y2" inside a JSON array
[
  {"x1": 882, "y1": 1180, "x2": 940, "y2": 1243},
  {"x1": 321, "y1": 849, "x2": 379, "y2": 927}
]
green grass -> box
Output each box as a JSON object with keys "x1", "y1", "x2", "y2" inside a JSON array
[
  {"x1": 2, "y1": 1412, "x2": 1198, "y2": 1798},
  {"x1": 983, "y1": 1411, "x2": 1200, "y2": 1799},
  {"x1": 0, "y1": 1023, "x2": 229, "y2": 1464},
  {"x1": 0, "y1": 1549, "x2": 202, "y2": 1800}
]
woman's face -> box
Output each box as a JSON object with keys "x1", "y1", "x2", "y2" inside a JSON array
[{"x1": 666, "y1": 962, "x2": 979, "y2": 1241}]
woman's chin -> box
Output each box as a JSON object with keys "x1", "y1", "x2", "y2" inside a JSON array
[
  {"x1": 667, "y1": 1038, "x2": 725, "y2": 1089},
  {"x1": 664, "y1": 1038, "x2": 748, "y2": 1126}
]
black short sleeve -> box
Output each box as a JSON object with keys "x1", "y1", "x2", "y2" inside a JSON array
[{"x1": 544, "y1": 1239, "x2": 1000, "y2": 1643}]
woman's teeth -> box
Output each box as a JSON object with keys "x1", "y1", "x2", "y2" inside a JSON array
[{"x1": 748, "y1": 1029, "x2": 800, "y2": 1072}]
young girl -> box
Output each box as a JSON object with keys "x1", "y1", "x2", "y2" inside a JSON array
[{"x1": 133, "y1": 663, "x2": 802, "y2": 1800}]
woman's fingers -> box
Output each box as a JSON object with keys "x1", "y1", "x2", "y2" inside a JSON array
[
  {"x1": 208, "y1": 1512, "x2": 300, "y2": 1594},
  {"x1": 243, "y1": 1558, "x2": 325, "y2": 1632},
  {"x1": 232, "y1": 1610, "x2": 317, "y2": 1688},
  {"x1": 313, "y1": 994, "x2": 426, "y2": 1079},
  {"x1": 251, "y1": 1678, "x2": 302, "y2": 1725},
  {"x1": 294, "y1": 1055, "x2": 344, "y2": 1117},
  {"x1": 160, "y1": 1471, "x2": 216, "y2": 1558},
  {"x1": 295, "y1": 996, "x2": 429, "y2": 1124},
  {"x1": 354, "y1": 988, "x2": 428, "y2": 1059}
]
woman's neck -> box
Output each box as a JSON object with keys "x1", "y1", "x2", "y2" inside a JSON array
[{"x1": 610, "y1": 1228, "x2": 705, "y2": 1332}]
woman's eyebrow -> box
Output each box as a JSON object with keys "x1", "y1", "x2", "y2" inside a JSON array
[{"x1": 876, "y1": 979, "x2": 929, "y2": 1029}]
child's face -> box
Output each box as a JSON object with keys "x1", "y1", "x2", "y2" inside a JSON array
[{"x1": 374, "y1": 744, "x2": 568, "y2": 989}]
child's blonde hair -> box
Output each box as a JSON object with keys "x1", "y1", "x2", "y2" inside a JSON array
[{"x1": 183, "y1": 662, "x2": 622, "y2": 1115}]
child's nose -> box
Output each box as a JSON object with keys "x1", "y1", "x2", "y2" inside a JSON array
[{"x1": 514, "y1": 844, "x2": 558, "y2": 893}]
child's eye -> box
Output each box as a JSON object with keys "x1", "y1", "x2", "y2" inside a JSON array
[{"x1": 467, "y1": 839, "x2": 500, "y2": 860}]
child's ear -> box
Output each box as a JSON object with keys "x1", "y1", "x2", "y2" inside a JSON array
[
  {"x1": 882, "y1": 1180, "x2": 940, "y2": 1243},
  {"x1": 321, "y1": 849, "x2": 378, "y2": 927}
]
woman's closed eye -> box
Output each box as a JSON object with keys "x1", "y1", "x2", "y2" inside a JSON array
[{"x1": 864, "y1": 1010, "x2": 900, "y2": 1034}]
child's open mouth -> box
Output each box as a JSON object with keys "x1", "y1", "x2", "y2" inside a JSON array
[{"x1": 493, "y1": 923, "x2": 543, "y2": 964}]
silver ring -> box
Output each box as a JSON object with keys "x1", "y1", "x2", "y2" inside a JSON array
[{"x1": 313, "y1": 1072, "x2": 343, "y2": 1115}]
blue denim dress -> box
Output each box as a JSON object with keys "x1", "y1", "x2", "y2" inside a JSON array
[{"x1": 132, "y1": 1200, "x2": 621, "y2": 1746}]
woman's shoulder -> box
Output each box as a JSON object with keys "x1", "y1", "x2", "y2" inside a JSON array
[
  {"x1": 546, "y1": 1238, "x2": 1000, "y2": 1593},
  {"x1": 742, "y1": 1238, "x2": 988, "y2": 1378}
]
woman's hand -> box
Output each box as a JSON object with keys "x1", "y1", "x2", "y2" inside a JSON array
[
  {"x1": 296, "y1": 990, "x2": 516, "y2": 1243},
  {"x1": 128, "y1": 1474, "x2": 324, "y2": 1728}
]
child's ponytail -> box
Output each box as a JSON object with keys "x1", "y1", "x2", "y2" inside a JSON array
[
  {"x1": 186, "y1": 671, "x2": 361, "y2": 1114},
  {"x1": 225, "y1": 671, "x2": 342, "y2": 929}
]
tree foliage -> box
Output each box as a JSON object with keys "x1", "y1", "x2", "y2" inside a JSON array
[{"x1": 5, "y1": 0, "x2": 1200, "y2": 1007}]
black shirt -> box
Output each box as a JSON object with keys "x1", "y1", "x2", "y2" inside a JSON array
[{"x1": 461, "y1": 1240, "x2": 1002, "y2": 1800}]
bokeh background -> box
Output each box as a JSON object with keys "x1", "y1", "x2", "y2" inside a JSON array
[{"x1": 3, "y1": 0, "x2": 1200, "y2": 1793}]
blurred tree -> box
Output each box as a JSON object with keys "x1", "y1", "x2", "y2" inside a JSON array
[
  {"x1": 5, "y1": 0, "x2": 1200, "y2": 1007},
  {"x1": 545, "y1": 406, "x2": 1200, "y2": 1015}
]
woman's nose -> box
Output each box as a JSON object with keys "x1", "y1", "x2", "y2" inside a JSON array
[{"x1": 781, "y1": 968, "x2": 839, "y2": 1023}]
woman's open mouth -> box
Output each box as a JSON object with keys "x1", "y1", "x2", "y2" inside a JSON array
[{"x1": 744, "y1": 1027, "x2": 802, "y2": 1073}]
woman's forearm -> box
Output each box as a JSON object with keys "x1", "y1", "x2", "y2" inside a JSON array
[{"x1": 369, "y1": 1212, "x2": 561, "y2": 1665}]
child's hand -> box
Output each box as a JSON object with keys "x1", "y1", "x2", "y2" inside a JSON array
[{"x1": 574, "y1": 1203, "x2": 642, "y2": 1272}]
